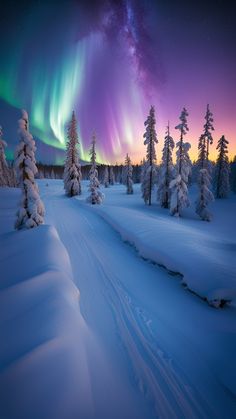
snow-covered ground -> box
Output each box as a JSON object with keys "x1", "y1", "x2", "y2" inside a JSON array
[
  {"x1": 1, "y1": 181, "x2": 236, "y2": 418},
  {"x1": 95, "y1": 183, "x2": 236, "y2": 307}
]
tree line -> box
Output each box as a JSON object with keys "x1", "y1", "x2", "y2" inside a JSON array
[{"x1": 0, "y1": 106, "x2": 235, "y2": 230}]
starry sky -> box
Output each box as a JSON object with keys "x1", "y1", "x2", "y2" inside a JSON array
[{"x1": 0, "y1": 0, "x2": 235, "y2": 164}]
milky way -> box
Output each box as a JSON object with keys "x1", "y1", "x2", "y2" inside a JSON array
[{"x1": 0, "y1": 0, "x2": 235, "y2": 163}]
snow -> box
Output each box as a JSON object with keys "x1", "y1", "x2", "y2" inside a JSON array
[
  {"x1": 1, "y1": 181, "x2": 236, "y2": 418},
  {"x1": 95, "y1": 183, "x2": 236, "y2": 307}
]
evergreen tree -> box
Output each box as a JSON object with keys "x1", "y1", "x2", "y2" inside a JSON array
[
  {"x1": 63, "y1": 111, "x2": 82, "y2": 196},
  {"x1": 87, "y1": 133, "x2": 104, "y2": 204},
  {"x1": 109, "y1": 166, "x2": 115, "y2": 185},
  {"x1": 14, "y1": 110, "x2": 45, "y2": 229},
  {"x1": 124, "y1": 153, "x2": 133, "y2": 194},
  {"x1": 230, "y1": 157, "x2": 236, "y2": 193},
  {"x1": 103, "y1": 165, "x2": 109, "y2": 187},
  {"x1": 203, "y1": 104, "x2": 214, "y2": 163},
  {"x1": 170, "y1": 107, "x2": 191, "y2": 216},
  {"x1": 157, "y1": 123, "x2": 175, "y2": 208},
  {"x1": 0, "y1": 126, "x2": 10, "y2": 187},
  {"x1": 141, "y1": 106, "x2": 158, "y2": 205},
  {"x1": 195, "y1": 131, "x2": 214, "y2": 221},
  {"x1": 215, "y1": 135, "x2": 230, "y2": 198}
]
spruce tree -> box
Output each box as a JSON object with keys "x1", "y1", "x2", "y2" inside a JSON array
[
  {"x1": 215, "y1": 135, "x2": 230, "y2": 198},
  {"x1": 170, "y1": 108, "x2": 191, "y2": 216},
  {"x1": 63, "y1": 111, "x2": 82, "y2": 196},
  {"x1": 195, "y1": 129, "x2": 214, "y2": 221},
  {"x1": 203, "y1": 104, "x2": 214, "y2": 163},
  {"x1": 0, "y1": 126, "x2": 10, "y2": 187},
  {"x1": 87, "y1": 133, "x2": 104, "y2": 204},
  {"x1": 103, "y1": 165, "x2": 109, "y2": 187},
  {"x1": 14, "y1": 110, "x2": 45, "y2": 229},
  {"x1": 157, "y1": 123, "x2": 175, "y2": 208},
  {"x1": 109, "y1": 166, "x2": 115, "y2": 185},
  {"x1": 124, "y1": 153, "x2": 133, "y2": 194},
  {"x1": 141, "y1": 106, "x2": 158, "y2": 205}
]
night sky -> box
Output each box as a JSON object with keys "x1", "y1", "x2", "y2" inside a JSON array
[{"x1": 0, "y1": 0, "x2": 235, "y2": 164}]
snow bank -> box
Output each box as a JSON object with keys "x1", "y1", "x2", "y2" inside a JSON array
[
  {"x1": 0, "y1": 192, "x2": 93, "y2": 418},
  {"x1": 97, "y1": 205, "x2": 236, "y2": 306}
]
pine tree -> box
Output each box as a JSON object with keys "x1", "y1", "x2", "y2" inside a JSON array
[
  {"x1": 103, "y1": 165, "x2": 109, "y2": 187},
  {"x1": 215, "y1": 135, "x2": 230, "y2": 198},
  {"x1": 14, "y1": 110, "x2": 45, "y2": 229},
  {"x1": 0, "y1": 126, "x2": 10, "y2": 187},
  {"x1": 203, "y1": 104, "x2": 214, "y2": 163},
  {"x1": 63, "y1": 111, "x2": 82, "y2": 196},
  {"x1": 157, "y1": 123, "x2": 175, "y2": 208},
  {"x1": 124, "y1": 153, "x2": 133, "y2": 194},
  {"x1": 141, "y1": 106, "x2": 158, "y2": 205},
  {"x1": 87, "y1": 133, "x2": 104, "y2": 204},
  {"x1": 195, "y1": 129, "x2": 214, "y2": 221},
  {"x1": 109, "y1": 166, "x2": 115, "y2": 185},
  {"x1": 170, "y1": 108, "x2": 191, "y2": 216}
]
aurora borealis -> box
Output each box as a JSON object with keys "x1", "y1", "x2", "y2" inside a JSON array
[{"x1": 0, "y1": 0, "x2": 235, "y2": 164}]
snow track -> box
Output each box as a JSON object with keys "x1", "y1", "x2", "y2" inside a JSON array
[{"x1": 41, "y1": 181, "x2": 236, "y2": 419}]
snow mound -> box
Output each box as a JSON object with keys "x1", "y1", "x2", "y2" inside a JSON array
[
  {"x1": 0, "y1": 225, "x2": 93, "y2": 419},
  {"x1": 97, "y1": 206, "x2": 236, "y2": 306}
]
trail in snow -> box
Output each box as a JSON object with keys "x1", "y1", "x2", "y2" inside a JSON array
[{"x1": 40, "y1": 181, "x2": 236, "y2": 419}]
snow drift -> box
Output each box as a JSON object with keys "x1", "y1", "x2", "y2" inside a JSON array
[
  {"x1": 0, "y1": 221, "x2": 94, "y2": 419},
  {"x1": 96, "y1": 193, "x2": 236, "y2": 307}
]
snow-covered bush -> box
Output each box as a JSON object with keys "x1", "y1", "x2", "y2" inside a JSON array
[
  {"x1": 63, "y1": 111, "x2": 82, "y2": 196},
  {"x1": 14, "y1": 110, "x2": 45, "y2": 229}
]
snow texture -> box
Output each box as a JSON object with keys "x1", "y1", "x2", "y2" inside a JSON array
[{"x1": 1, "y1": 182, "x2": 236, "y2": 419}]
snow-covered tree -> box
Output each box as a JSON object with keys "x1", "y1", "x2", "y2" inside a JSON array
[
  {"x1": 63, "y1": 111, "x2": 82, "y2": 196},
  {"x1": 109, "y1": 166, "x2": 115, "y2": 185},
  {"x1": 0, "y1": 126, "x2": 10, "y2": 187},
  {"x1": 87, "y1": 133, "x2": 104, "y2": 204},
  {"x1": 157, "y1": 123, "x2": 175, "y2": 208},
  {"x1": 215, "y1": 135, "x2": 230, "y2": 198},
  {"x1": 124, "y1": 153, "x2": 133, "y2": 194},
  {"x1": 170, "y1": 108, "x2": 191, "y2": 216},
  {"x1": 195, "y1": 168, "x2": 214, "y2": 221},
  {"x1": 195, "y1": 130, "x2": 214, "y2": 221},
  {"x1": 203, "y1": 104, "x2": 214, "y2": 163},
  {"x1": 141, "y1": 106, "x2": 158, "y2": 205},
  {"x1": 14, "y1": 110, "x2": 45, "y2": 229},
  {"x1": 103, "y1": 165, "x2": 109, "y2": 187},
  {"x1": 51, "y1": 168, "x2": 55, "y2": 179}
]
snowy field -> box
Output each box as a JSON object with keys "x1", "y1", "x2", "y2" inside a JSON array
[{"x1": 1, "y1": 180, "x2": 236, "y2": 419}]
